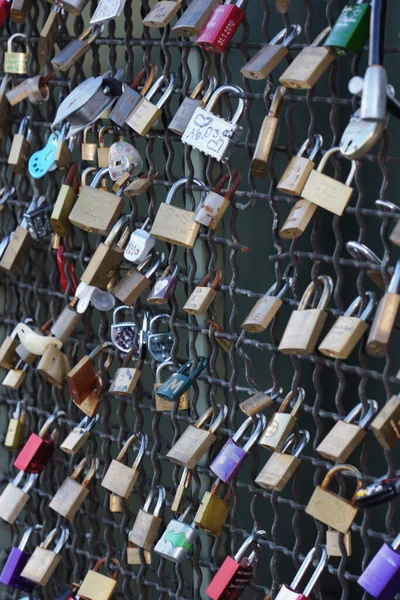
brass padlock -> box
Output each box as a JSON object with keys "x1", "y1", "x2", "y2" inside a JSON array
[
  {"x1": 127, "y1": 543, "x2": 152, "y2": 565},
  {"x1": 124, "y1": 171, "x2": 158, "y2": 197},
  {"x1": 0, "y1": 226, "x2": 32, "y2": 276},
  {"x1": 51, "y1": 163, "x2": 80, "y2": 236},
  {"x1": 10, "y1": 0, "x2": 31, "y2": 24},
  {"x1": 183, "y1": 270, "x2": 222, "y2": 315},
  {"x1": 305, "y1": 465, "x2": 363, "y2": 534},
  {"x1": 194, "y1": 171, "x2": 241, "y2": 230},
  {"x1": 171, "y1": 467, "x2": 192, "y2": 513},
  {"x1": 166, "y1": 404, "x2": 227, "y2": 469},
  {"x1": 194, "y1": 478, "x2": 232, "y2": 536},
  {"x1": 125, "y1": 74, "x2": 176, "y2": 136},
  {"x1": 49, "y1": 455, "x2": 98, "y2": 520},
  {"x1": 111, "y1": 252, "x2": 163, "y2": 306},
  {"x1": 109, "y1": 350, "x2": 144, "y2": 397},
  {"x1": 0, "y1": 75, "x2": 12, "y2": 142},
  {"x1": 128, "y1": 485, "x2": 166, "y2": 550},
  {"x1": 326, "y1": 529, "x2": 352, "y2": 557},
  {"x1": 60, "y1": 415, "x2": 99, "y2": 455},
  {"x1": 54, "y1": 124, "x2": 75, "y2": 169},
  {"x1": 370, "y1": 395, "x2": 400, "y2": 450},
  {"x1": 8, "y1": 116, "x2": 32, "y2": 175},
  {"x1": 207, "y1": 320, "x2": 233, "y2": 353},
  {"x1": 97, "y1": 125, "x2": 123, "y2": 168},
  {"x1": 171, "y1": 0, "x2": 222, "y2": 37},
  {"x1": 239, "y1": 386, "x2": 282, "y2": 417},
  {"x1": 241, "y1": 272, "x2": 292, "y2": 333},
  {"x1": 279, "y1": 199, "x2": 318, "y2": 240},
  {"x1": 37, "y1": 345, "x2": 71, "y2": 389},
  {"x1": 251, "y1": 86, "x2": 286, "y2": 178},
  {"x1": 78, "y1": 557, "x2": 120, "y2": 600},
  {"x1": 168, "y1": 77, "x2": 217, "y2": 136},
  {"x1": 20, "y1": 527, "x2": 69, "y2": 586},
  {"x1": 82, "y1": 127, "x2": 98, "y2": 162},
  {"x1": 154, "y1": 358, "x2": 190, "y2": 411},
  {"x1": 149, "y1": 177, "x2": 205, "y2": 248},
  {"x1": 346, "y1": 241, "x2": 385, "y2": 291},
  {"x1": 367, "y1": 261, "x2": 400, "y2": 357},
  {"x1": 318, "y1": 292, "x2": 375, "y2": 359},
  {"x1": 50, "y1": 298, "x2": 82, "y2": 343},
  {"x1": 255, "y1": 430, "x2": 309, "y2": 492},
  {"x1": 4, "y1": 33, "x2": 29, "y2": 74},
  {"x1": 0, "y1": 471, "x2": 37, "y2": 524},
  {"x1": 0, "y1": 324, "x2": 20, "y2": 369},
  {"x1": 279, "y1": 27, "x2": 335, "y2": 89},
  {"x1": 101, "y1": 432, "x2": 148, "y2": 498},
  {"x1": 110, "y1": 492, "x2": 129, "y2": 513},
  {"x1": 109, "y1": 65, "x2": 158, "y2": 127},
  {"x1": 277, "y1": 134, "x2": 323, "y2": 198},
  {"x1": 80, "y1": 215, "x2": 131, "y2": 289},
  {"x1": 4, "y1": 400, "x2": 25, "y2": 452},
  {"x1": 258, "y1": 387, "x2": 305, "y2": 451},
  {"x1": 278, "y1": 275, "x2": 333, "y2": 355},
  {"x1": 2, "y1": 359, "x2": 28, "y2": 390},
  {"x1": 51, "y1": 25, "x2": 104, "y2": 72},
  {"x1": 142, "y1": 0, "x2": 182, "y2": 27},
  {"x1": 316, "y1": 400, "x2": 378, "y2": 463}
]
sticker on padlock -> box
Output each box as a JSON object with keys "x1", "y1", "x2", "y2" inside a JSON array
[
  {"x1": 0, "y1": 524, "x2": 43, "y2": 593},
  {"x1": 148, "y1": 314, "x2": 174, "y2": 362},
  {"x1": 110, "y1": 305, "x2": 136, "y2": 353},
  {"x1": 154, "y1": 505, "x2": 198, "y2": 563},
  {"x1": 124, "y1": 217, "x2": 155, "y2": 264},
  {"x1": 194, "y1": 171, "x2": 241, "y2": 230},
  {"x1": 275, "y1": 546, "x2": 328, "y2": 600}
]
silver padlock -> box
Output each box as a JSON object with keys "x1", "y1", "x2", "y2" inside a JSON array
[
  {"x1": 339, "y1": 108, "x2": 387, "y2": 160},
  {"x1": 148, "y1": 314, "x2": 173, "y2": 363},
  {"x1": 90, "y1": 0, "x2": 126, "y2": 23},
  {"x1": 23, "y1": 196, "x2": 53, "y2": 241},
  {"x1": 123, "y1": 217, "x2": 155, "y2": 264},
  {"x1": 110, "y1": 305, "x2": 136, "y2": 353},
  {"x1": 154, "y1": 505, "x2": 198, "y2": 563}
]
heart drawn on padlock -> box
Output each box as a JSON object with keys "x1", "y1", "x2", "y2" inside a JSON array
[
  {"x1": 28, "y1": 132, "x2": 60, "y2": 179},
  {"x1": 206, "y1": 138, "x2": 224, "y2": 153},
  {"x1": 194, "y1": 114, "x2": 213, "y2": 128}
]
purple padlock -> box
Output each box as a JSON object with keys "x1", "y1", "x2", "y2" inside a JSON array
[
  {"x1": 0, "y1": 524, "x2": 42, "y2": 592},
  {"x1": 147, "y1": 264, "x2": 180, "y2": 305},
  {"x1": 210, "y1": 413, "x2": 266, "y2": 483},
  {"x1": 358, "y1": 533, "x2": 400, "y2": 599}
]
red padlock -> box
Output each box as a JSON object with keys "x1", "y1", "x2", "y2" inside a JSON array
[
  {"x1": 0, "y1": 0, "x2": 11, "y2": 27},
  {"x1": 206, "y1": 530, "x2": 266, "y2": 599},
  {"x1": 275, "y1": 546, "x2": 328, "y2": 600},
  {"x1": 195, "y1": 0, "x2": 247, "y2": 54},
  {"x1": 14, "y1": 411, "x2": 65, "y2": 473}
]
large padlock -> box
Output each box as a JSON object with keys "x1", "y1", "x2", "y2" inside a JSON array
[
  {"x1": 125, "y1": 74, "x2": 176, "y2": 136},
  {"x1": 171, "y1": 0, "x2": 222, "y2": 37},
  {"x1": 168, "y1": 77, "x2": 217, "y2": 136},
  {"x1": 123, "y1": 217, "x2": 155, "y2": 264},
  {"x1": 101, "y1": 432, "x2": 148, "y2": 498},
  {"x1": 277, "y1": 134, "x2": 323, "y2": 199},
  {"x1": 195, "y1": 0, "x2": 246, "y2": 53},
  {"x1": 110, "y1": 305, "x2": 136, "y2": 353},
  {"x1": 275, "y1": 546, "x2": 328, "y2": 600},
  {"x1": 154, "y1": 358, "x2": 190, "y2": 411},
  {"x1": 0, "y1": 524, "x2": 42, "y2": 593},
  {"x1": 60, "y1": 415, "x2": 99, "y2": 455},
  {"x1": 0, "y1": 324, "x2": 20, "y2": 369},
  {"x1": 278, "y1": 275, "x2": 333, "y2": 355},
  {"x1": 305, "y1": 465, "x2": 363, "y2": 534},
  {"x1": 128, "y1": 485, "x2": 166, "y2": 551},
  {"x1": 36, "y1": 345, "x2": 71, "y2": 389},
  {"x1": 155, "y1": 356, "x2": 207, "y2": 402},
  {"x1": 239, "y1": 386, "x2": 282, "y2": 417},
  {"x1": 367, "y1": 261, "x2": 400, "y2": 357},
  {"x1": 142, "y1": 0, "x2": 182, "y2": 27},
  {"x1": 167, "y1": 404, "x2": 228, "y2": 469},
  {"x1": 154, "y1": 505, "x2": 198, "y2": 563},
  {"x1": 241, "y1": 272, "x2": 292, "y2": 333},
  {"x1": 182, "y1": 84, "x2": 245, "y2": 162},
  {"x1": 97, "y1": 124, "x2": 123, "y2": 168},
  {"x1": 111, "y1": 252, "x2": 163, "y2": 306},
  {"x1": 20, "y1": 527, "x2": 69, "y2": 586},
  {"x1": 370, "y1": 395, "x2": 400, "y2": 451},
  {"x1": 147, "y1": 263, "x2": 180, "y2": 305},
  {"x1": 324, "y1": 0, "x2": 370, "y2": 55},
  {"x1": 49, "y1": 455, "x2": 98, "y2": 520},
  {"x1": 210, "y1": 414, "x2": 266, "y2": 484},
  {"x1": 0, "y1": 471, "x2": 37, "y2": 524},
  {"x1": 78, "y1": 557, "x2": 120, "y2": 600},
  {"x1": 194, "y1": 171, "x2": 241, "y2": 230},
  {"x1": 51, "y1": 25, "x2": 104, "y2": 71},
  {"x1": 148, "y1": 313, "x2": 174, "y2": 362},
  {"x1": 4, "y1": 400, "x2": 25, "y2": 452},
  {"x1": 109, "y1": 65, "x2": 158, "y2": 127},
  {"x1": 251, "y1": 86, "x2": 286, "y2": 178},
  {"x1": 183, "y1": 270, "x2": 222, "y2": 315},
  {"x1": 358, "y1": 533, "x2": 400, "y2": 600},
  {"x1": 258, "y1": 388, "x2": 305, "y2": 451},
  {"x1": 14, "y1": 410, "x2": 65, "y2": 473},
  {"x1": 194, "y1": 478, "x2": 232, "y2": 537},
  {"x1": 316, "y1": 400, "x2": 378, "y2": 463},
  {"x1": 4, "y1": 33, "x2": 29, "y2": 73},
  {"x1": 108, "y1": 349, "x2": 144, "y2": 397}
]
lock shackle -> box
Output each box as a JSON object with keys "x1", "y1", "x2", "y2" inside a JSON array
[
  {"x1": 297, "y1": 134, "x2": 323, "y2": 162},
  {"x1": 12, "y1": 471, "x2": 38, "y2": 492},
  {"x1": 116, "y1": 432, "x2": 148, "y2": 469},
  {"x1": 143, "y1": 484, "x2": 166, "y2": 516},
  {"x1": 265, "y1": 273, "x2": 293, "y2": 299},
  {"x1": 197, "y1": 76, "x2": 218, "y2": 105},
  {"x1": 375, "y1": 200, "x2": 400, "y2": 214},
  {"x1": 267, "y1": 86, "x2": 286, "y2": 119},
  {"x1": 346, "y1": 241, "x2": 381, "y2": 266},
  {"x1": 105, "y1": 215, "x2": 131, "y2": 248},
  {"x1": 262, "y1": 386, "x2": 283, "y2": 398},
  {"x1": 92, "y1": 557, "x2": 120, "y2": 580},
  {"x1": 311, "y1": 26, "x2": 331, "y2": 47},
  {"x1": 204, "y1": 85, "x2": 245, "y2": 125},
  {"x1": 41, "y1": 527, "x2": 69, "y2": 553},
  {"x1": 212, "y1": 171, "x2": 242, "y2": 201},
  {"x1": 98, "y1": 124, "x2": 123, "y2": 145},
  {"x1": 150, "y1": 73, "x2": 177, "y2": 109},
  {"x1": 234, "y1": 529, "x2": 267, "y2": 563},
  {"x1": 130, "y1": 64, "x2": 158, "y2": 95},
  {"x1": 144, "y1": 74, "x2": 172, "y2": 102},
  {"x1": 298, "y1": 275, "x2": 333, "y2": 311},
  {"x1": 344, "y1": 291, "x2": 375, "y2": 320},
  {"x1": 194, "y1": 403, "x2": 228, "y2": 434},
  {"x1": 81, "y1": 166, "x2": 97, "y2": 187},
  {"x1": 13, "y1": 400, "x2": 24, "y2": 419},
  {"x1": 71, "y1": 455, "x2": 99, "y2": 488},
  {"x1": 88, "y1": 342, "x2": 115, "y2": 370},
  {"x1": 8, "y1": 32, "x2": 27, "y2": 50},
  {"x1": 233, "y1": 413, "x2": 267, "y2": 452},
  {"x1": 281, "y1": 430, "x2": 310, "y2": 457},
  {"x1": 19, "y1": 524, "x2": 43, "y2": 552},
  {"x1": 321, "y1": 465, "x2": 363, "y2": 505},
  {"x1": 159, "y1": 263, "x2": 181, "y2": 280},
  {"x1": 144, "y1": 252, "x2": 165, "y2": 279},
  {"x1": 344, "y1": 399, "x2": 378, "y2": 428},
  {"x1": 156, "y1": 357, "x2": 174, "y2": 382},
  {"x1": 388, "y1": 261, "x2": 400, "y2": 293},
  {"x1": 178, "y1": 503, "x2": 194, "y2": 523},
  {"x1": 78, "y1": 23, "x2": 104, "y2": 43},
  {"x1": 76, "y1": 414, "x2": 100, "y2": 432},
  {"x1": 270, "y1": 24, "x2": 302, "y2": 47},
  {"x1": 277, "y1": 387, "x2": 305, "y2": 417},
  {"x1": 317, "y1": 147, "x2": 357, "y2": 186},
  {"x1": 197, "y1": 269, "x2": 222, "y2": 291},
  {"x1": 91, "y1": 167, "x2": 110, "y2": 188},
  {"x1": 291, "y1": 546, "x2": 328, "y2": 597},
  {"x1": 391, "y1": 533, "x2": 400, "y2": 551},
  {"x1": 112, "y1": 305, "x2": 135, "y2": 326},
  {"x1": 38, "y1": 410, "x2": 66, "y2": 439},
  {"x1": 176, "y1": 356, "x2": 207, "y2": 379},
  {"x1": 165, "y1": 177, "x2": 206, "y2": 206},
  {"x1": 150, "y1": 313, "x2": 171, "y2": 334}
]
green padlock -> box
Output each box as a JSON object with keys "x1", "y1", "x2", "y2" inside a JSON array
[
  {"x1": 155, "y1": 357, "x2": 207, "y2": 402},
  {"x1": 324, "y1": 0, "x2": 371, "y2": 56}
]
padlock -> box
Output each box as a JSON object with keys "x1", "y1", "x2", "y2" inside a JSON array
[
  {"x1": 4, "y1": 401, "x2": 25, "y2": 452},
  {"x1": 148, "y1": 264, "x2": 180, "y2": 304},
  {"x1": 37, "y1": 345, "x2": 71, "y2": 389},
  {"x1": 126, "y1": 543, "x2": 152, "y2": 565},
  {"x1": 14, "y1": 410, "x2": 65, "y2": 473},
  {"x1": 305, "y1": 465, "x2": 363, "y2": 533},
  {"x1": 111, "y1": 252, "x2": 163, "y2": 306},
  {"x1": 346, "y1": 240, "x2": 385, "y2": 291},
  {"x1": 150, "y1": 177, "x2": 205, "y2": 248},
  {"x1": 60, "y1": 415, "x2": 99, "y2": 455},
  {"x1": 23, "y1": 196, "x2": 53, "y2": 240},
  {"x1": 318, "y1": 292, "x2": 375, "y2": 359},
  {"x1": 210, "y1": 414, "x2": 266, "y2": 484},
  {"x1": 275, "y1": 546, "x2": 328, "y2": 600},
  {"x1": 183, "y1": 270, "x2": 222, "y2": 315},
  {"x1": 78, "y1": 557, "x2": 119, "y2": 600},
  {"x1": 168, "y1": 77, "x2": 217, "y2": 136},
  {"x1": 241, "y1": 24, "x2": 301, "y2": 80},
  {"x1": 51, "y1": 25, "x2": 104, "y2": 71},
  {"x1": 123, "y1": 217, "x2": 155, "y2": 264},
  {"x1": 81, "y1": 126, "x2": 98, "y2": 162},
  {"x1": 15, "y1": 320, "x2": 62, "y2": 356},
  {"x1": 123, "y1": 171, "x2": 158, "y2": 197},
  {"x1": 205, "y1": 530, "x2": 267, "y2": 599},
  {"x1": 207, "y1": 320, "x2": 233, "y2": 353},
  {"x1": 142, "y1": 0, "x2": 182, "y2": 27},
  {"x1": 97, "y1": 125, "x2": 123, "y2": 168},
  {"x1": 256, "y1": 430, "x2": 310, "y2": 492},
  {"x1": 280, "y1": 27, "x2": 335, "y2": 89},
  {"x1": 125, "y1": 74, "x2": 177, "y2": 136},
  {"x1": 367, "y1": 261, "x2": 400, "y2": 357},
  {"x1": 128, "y1": 485, "x2": 166, "y2": 550},
  {"x1": 49, "y1": 456, "x2": 98, "y2": 520},
  {"x1": 154, "y1": 505, "x2": 198, "y2": 563},
  {"x1": 0, "y1": 75, "x2": 12, "y2": 142},
  {"x1": 4, "y1": 33, "x2": 28, "y2": 73},
  {"x1": 316, "y1": 400, "x2": 378, "y2": 463},
  {"x1": 38, "y1": 6, "x2": 60, "y2": 67},
  {"x1": 278, "y1": 275, "x2": 333, "y2": 355},
  {"x1": 0, "y1": 471, "x2": 37, "y2": 524},
  {"x1": 154, "y1": 358, "x2": 190, "y2": 411},
  {"x1": 251, "y1": 86, "x2": 286, "y2": 178},
  {"x1": 2, "y1": 360, "x2": 28, "y2": 389},
  {"x1": 241, "y1": 273, "x2": 293, "y2": 333},
  {"x1": 81, "y1": 216, "x2": 131, "y2": 289},
  {"x1": 182, "y1": 85, "x2": 245, "y2": 163},
  {"x1": 109, "y1": 65, "x2": 157, "y2": 127},
  {"x1": 0, "y1": 324, "x2": 20, "y2": 369},
  {"x1": 108, "y1": 141, "x2": 144, "y2": 182},
  {"x1": 0, "y1": 524, "x2": 42, "y2": 592},
  {"x1": 7, "y1": 116, "x2": 32, "y2": 175},
  {"x1": 194, "y1": 479, "x2": 232, "y2": 536},
  {"x1": 109, "y1": 350, "x2": 144, "y2": 397},
  {"x1": 171, "y1": 0, "x2": 222, "y2": 37},
  {"x1": 110, "y1": 305, "x2": 136, "y2": 353},
  {"x1": 0, "y1": 0, "x2": 11, "y2": 26},
  {"x1": 155, "y1": 356, "x2": 207, "y2": 402},
  {"x1": 277, "y1": 134, "x2": 323, "y2": 198},
  {"x1": 358, "y1": 532, "x2": 400, "y2": 599},
  {"x1": 20, "y1": 528, "x2": 69, "y2": 586},
  {"x1": 6, "y1": 71, "x2": 54, "y2": 106},
  {"x1": 50, "y1": 299, "x2": 82, "y2": 343},
  {"x1": 195, "y1": 0, "x2": 247, "y2": 53},
  {"x1": 370, "y1": 395, "x2": 400, "y2": 451},
  {"x1": 326, "y1": 529, "x2": 352, "y2": 558},
  {"x1": 279, "y1": 199, "x2": 318, "y2": 240},
  {"x1": 69, "y1": 167, "x2": 124, "y2": 236},
  {"x1": 324, "y1": 0, "x2": 371, "y2": 56},
  {"x1": 171, "y1": 467, "x2": 192, "y2": 513},
  {"x1": 167, "y1": 404, "x2": 228, "y2": 469},
  {"x1": 51, "y1": 164, "x2": 80, "y2": 236},
  {"x1": 54, "y1": 125, "x2": 75, "y2": 170},
  {"x1": 101, "y1": 432, "x2": 148, "y2": 498},
  {"x1": 258, "y1": 388, "x2": 305, "y2": 451},
  {"x1": 356, "y1": 475, "x2": 400, "y2": 509},
  {"x1": 148, "y1": 313, "x2": 174, "y2": 362},
  {"x1": 239, "y1": 386, "x2": 282, "y2": 417},
  {"x1": 195, "y1": 171, "x2": 241, "y2": 230},
  {"x1": 48, "y1": 0, "x2": 89, "y2": 15}
]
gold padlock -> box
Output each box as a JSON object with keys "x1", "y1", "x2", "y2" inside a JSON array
[
  {"x1": 207, "y1": 320, "x2": 233, "y2": 353},
  {"x1": 82, "y1": 127, "x2": 98, "y2": 162},
  {"x1": 78, "y1": 557, "x2": 120, "y2": 600},
  {"x1": 183, "y1": 270, "x2": 222, "y2": 316},
  {"x1": 4, "y1": 400, "x2": 25, "y2": 452},
  {"x1": 111, "y1": 252, "x2": 163, "y2": 306},
  {"x1": 154, "y1": 358, "x2": 190, "y2": 411},
  {"x1": 4, "y1": 33, "x2": 29, "y2": 74},
  {"x1": 251, "y1": 86, "x2": 286, "y2": 178},
  {"x1": 0, "y1": 325, "x2": 20, "y2": 369},
  {"x1": 37, "y1": 345, "x2": 71, "y2": 389},
  {"x1": 370, "y1": 395, "x2": 400, "y2": 451},
  {"x1": 241, "y1": 25, "x2": 301, "y2": 80},
  {"x1": 50, "y1": 298, "x2": 82, "y2": 343},
  {"x1": 124, "y1": 171, "x2": 158, "y2": 197},
  {"x1": 0, "y1": 471, "x2": 37, "y2": 523},
  {"x1": 2, "y1": 359, "x2": 28, "y2": 390},
  {"x1": 49, "y1": 456, "x2": 98, "y2": 520},
  {"x1": 127, "y1": 543, "x2": 152, "y2": 565},
  {"x1": 326, "y1": 529, "x2": 352, "y2": 557},
  {"x1": 171, "y1": 467, "x2": 192, "y2": 513},
  {"x1": 128, "y1": 485, "x2": 166, "y2": 550},
  {"x1": 241, "y1": 271, "x2": 292, "y2": 333},
  {"x1": 142, "y1": 0, "x2": 183, "y2": 27},
  {"x1": 7, "y1": 117, "x2": 32, "y2": 175},
  {"x1": 194, "y1": 478, "x2": 232, "y2": 536},
  {"x1": 277, "y1": 134, "x2": 323, "y2": 198},
  {"x1": 258, "y1": 387, "x2": 305, "y2": 451},
  {"x1": 126, "y1": 74, "x2": 176, "y2": 136},
  {"x1": 97, "y1": 125, "x2": 123, "y2": 168},
  {"x1": 367, "y1": 261, "x2": 400, "y2": 357},
  {"x1": 60, "y1": 415, "x2": 99, "y2": 455},
  {"x1": 101, "y1": 432, "x2": 148, "y2": 499},
  {"x1": 279, "y1": 199, "x2": 318, "y2": 240},
  {"x1": 171, "y1": 0, "x2": 222, "y2": 37},
  {"x1": 51, "y1": 164, "x2": 80, "y2": 236},
  {"x1": 109, "y1": 350, "x2": 144, "y2": 397},
  {"x1": 20, "y1": 527, "x2": 69, "y2": 586},
  {"x1": 239, "y1": 386, "x2": 282, "y2": 417}
]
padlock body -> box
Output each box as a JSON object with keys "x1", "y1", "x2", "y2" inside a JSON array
[
  {"x1": 316, "y1": 421, "x2": 365, "y2": 463},
  {"x1": 51, "y1": 39, "x2": 89, "y2": 71},
  {"x1": 81, "y1": 141, "x2": 97, "y2": 162},
  {"x1": 367, "y1": 293, "x2": 400, "y2": 357},
  {"x1": 258, "y1": 413, "x2": 296, "y2": 451},
  {"x1": 81, "y1": 243, "x2": 124, "y2": 289},
  {"x1": 124, "y1": 176, "x2": 153, "y2": 197},
  {"x1": 305, "y1": 486, "x2": 358, "y2": 533},
  {"x1": 358, "y1": 543, "x2": 400, "y2": 600},
  {"x1": 278, "y1": 308, "x2": 328, "y2": 355},
  {"x1": 154, "y1": 519, "x2": 198, "y2": 563},
  {"x1": 49, "y1": 476, "x2": 89, "y2": 520},
  {"x1": 302, "y1": 169, "x2": 354, "y2": 216},
  {"x1": 194, "y1": 491, "x2": 230, "y2": 536},
  {"x1": 279, "y1": 199, "x2": 317, "y2": 239},
  {"x1": 0, "y1": 0, "x2": 11, "y2": 27},
  {"x1": 371, "y1": 395, "x2": 400, "y2": 451},
  {"x1": 142, "y1": 0, "x2": 181, "y2": 27},
  {"x1": 60, "y1": 427, "x2": 91, "y2": 454},
  {"x1": 109, "y1": 366, "x2": 142, "y2": 396},
  {"x1": 101, "y1": 459, "x2": 139, "y2": 498},
  {"x1": 194, "y1": 191, "x2": 230, "y2": 229},
  {"x1": 125, "y1": 98, "x2": 162, "y2": 136},
  {"x1": 112, "y1": 269, "x2": 151, "y2": 306},
  {"x1": 210, "y1": 439, "x2": 247, "y2": 483},
  {"x1": 167, "y1": 425, "x2": 216, "y2": 469},
  {"x1": 67, "y1": 355, "x2": 97, "y2": 406},
  {"x1": 5, "y1": 417, "x2": 24, "y2": 452},
  {"x1": 37, "y1": 346, "x2": 71, "y2": 389},
  {"x1": 4, "y1": 51, "x2": 28, "y2": 74},
  {"x1": 0, "y1": 336, "x2": 19, "y2": 369},
  {"x1": 241, "y1": 296, "x2": 282, "y2": 333},
  {"x1": 251, "y1": 115, "x2": 278, "y2": 178},
  {"x1": 241, "y1": 45, "x2": 288, "y2": 80},
  {"x1": 239, "y1": 391, "x2": 274, "y2": 416},
  {"x1": 20, "y1": 547, "x2": 62, "y2": 586},
  {"x1": 277, "y1": 157, "x2": 316, "y2": 197},
  {"x1": 279, "y1": 47, "x2": 335, "y2": 89},
  {"x1": 147, "y1": 274, "x2": 179, "y2": 304},
  {"x1": 150, "y1": 202, "x2": 200, "y2": 248},
  {"x1": 127, "y1": 545, "x2": 152, "y2": 565},
  {"x1": 172, "y1": 0, "x2": 222, "y2": 37},
  {"x1": 109, "y1": 87, "x2": 143, "y2": 127},
  {"x1": 195, "y1": 5, "x2": 245, "y2": 53},
  {"x1": 97, "y1": 145, "x2": 111, "y2": 169},
  {"x1": 51, "y1": 185, "x2": 77, "y2": 236},
  {"x1": 0, "y1": 91, "x2": 11, "y2": 141},
  {"x1": 2, "y1": 368, "x2": 26, "y2": 389},
  {"x1": 168, "y1": 98, "x2": 202, "y2": 136},
  {"x1": 205, "y1": 555, "x2": 253, "y2": 600},
  {"x1": 255, "y1": 453, "x2": 301, "y2": 491},
  {"x1": 390, "y1": 220, "x2": 400, "y2": 248},
  {"x1": 128, "y1": 509, "x2": 162, "y2": 550},
  {"x1": 0, "y1": 547, "x2": 33, "y2": 592},
  {"x1": 326, "y1": 530, "x2": 352, "y2": 557},
  {"x1": 155, "y1": 373, "x2": 191, "y2": 402},
  {"x1": 14, "y1": 433, "x2": 54, "y2": 473},
  {"x1": 51, "y1": 305, "x2": 82, "y2": 343},
  {"x1": 154, "y1": 382, "x2": 189, "y2": 411},
  {"x1": 324, "y1": 3, "x2": 370, "y2": 55},
  {"x1": 8, "y1": 135, "x2": 30, "y2": 174},
  {"x1": 0, "y1": 483, "x2": 30, "y2": 523},
  {"x1": 183, "y1": 286, "x2": 217, "y2": 315},
  {"x1": 78, "y1": 570, "x2": 117, "y2": 600},
  {"x1": 69, "y1": 187, "x2": 123, "y2": 235},
  {"x1": 55, "y1": 141, "x2": 72, "y2": 170},
  {"x1": 275, "y1": 584, "x2": 305, "y2": 600},
  {"x1": 318, "y1": 316, "x2": 368, "y2": 360}
]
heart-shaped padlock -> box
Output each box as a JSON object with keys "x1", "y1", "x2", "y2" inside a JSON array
[
  {"x1": 28, "y1": 132, "x2": 61, "y2": 179},
  {"x1": 108, "y1": 141, "x2": 143, "y2": 181}
]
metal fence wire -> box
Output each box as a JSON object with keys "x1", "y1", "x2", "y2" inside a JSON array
[{"x1": 0, "y1": 0, "x2": 400, "y2": 599}]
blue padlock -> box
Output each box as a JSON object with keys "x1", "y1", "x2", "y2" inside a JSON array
[
  {"x1": 155, "y1": 357, "x2": 207, "y2": 402},
  {"x1": 28, "y1": 132, "x2": 60, "y2": 179}
]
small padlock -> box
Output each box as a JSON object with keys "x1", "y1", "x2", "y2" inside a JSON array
[
  {"x1": 210, "y1": 414, "x2": 266, "y2": 484},
  {"x1": 101, "y1": 432, "x2": 148, "y2": 498},
  {"x1": 326, "y1": 529, "x2": 352, "y2": 558},
  {"x1": 109, "y1": 351, "x2": 144, "y2": 397},
  {"x1": 2, "y1": 359, "x2": 28, "y2": 389},
  {"x1": 50, "y1": 299, "x2": 82, "y2": 343},
  {"x1": 324, "y1": 0, "x2": 371, "y2": 56},
  {"x1": 370, "y1": 395, "x2": 400, "y2": 451},
  {"x1": 167, "y1": 404, "x2": 228, "y2": 469},
  {"x1": 142, "y1": 0, "x2": 182, "y2": 27},
  {"x1": 318, "y1": 292, "x2": 375, "y2": 359},
  {"x1": 60, "y1": 415, "x2": 99, "y2": 455},
  {"x1": 111, "y1": 252, "x2": 163, "y2": 306},
  {"x1": 14, "y1": 410, "x2": 65, "y2": 473},
  {"x1": 316, "y1": 400, "x2": 378, "y2": 463},
  {"x1": 81, "y1": 126, "x2": 98, "y2": 162},
  {"x1": 54, "y1": 125, "x2": 75, "y2": 169},
  {"x1": 194, "y1": 171, "x2": 241, "y2": 230},
  {"x1": 126, "y1": 543, "x2": 152, "y2": 566},
  {"x1": 109, "y1": 65, "x2": 157, "y2": 127},
  {"x1": 123, "y1": 217, "x2": 155, "y2": 264},
  {"x1": 154, "y1": 358, "x2": 190, "y2": 411},
  {"x1": 277, "y1": 134, "x2": 323, "y2": 198},
  {"x1": 195, "y1": 0, "x2": 247, "y2": 53},
  {"x1": 110, "y1": 305, "x2": 136, "y2": 353},
  {"x1": 4, "y1": 401, "x2": 25, "y2": 452},
  {"x1": 241, "y1": 273, "x2": 292, "y2": 333},
  {"x1": 23, "y1": 196, "x2": 53, "y2": 240},
  {"x1": 124, "y1": 171, "x2": 157, "y2": 197},
  {"x1": 125, "y1": 74, "x2": 177, "y2": 136},
  {"x1": 20, "y1": 527, "x2": 69, "y2": 586},
  {"x1": 154, "y1": 505, "x2": 198, "y2": 563},
  {"x1": 183, "y1": 270, "x2": 222, "y2": 315},
  {"x1": 207, "y1": 320, "x2": 233, "y2": 353},
  {"x1": 97, "y1": 125, "x2": 123, "y2": 168},
  {"x1": 251, "y1": 86, "x2": 286, "y2": 178},
  {"x1": 358, "y1": 532, "x2": 400, "y2": 599},
  {"x1": 239, "y1": 386, "x2": 282, "y2": 417},
  {"x1": 278, "y1": 275, "x2": 333, "y2": 355},
  {"x1": 168, "y1": 77, "x2": 217, "y2": 136},
  {"x1": 78, "y1": 557, "x2": 119, "y2": 600},
  {"x1": 258, "y1": 388, "x2": 305, "y2": 451},
  {"x1": 194, "y1": 478, "x2": 232, "y2": 537},
  {"x1": 280, "y1": 27, "x2": 335, "y2": 89},
  {"x1": 51, "y1": 25, "x2": 104, "y2": 71},
  {"x1": 171, "y1": 467, "x2": 192, "y2": 513},
  {"x1": 305, "y1": 465, "x2": 363, "y2": 533},
  {"x1": 0, "y1": 471, "x2": 37, "y2": 524},
  {"x1": 4, "y1": 33, "x2": 29, "y2": 74},
  {"x1": 155, "y1": 356, "x2": 207, "y2": 402},
  {"x1": 7, "y1": 116, "x2": 32, "y2": 175},
  {"x1": 147, "y1": 263, "x2": 180, "y2": 305},
  {"x1": 37, "y1": 345, "x2": 71, "y2": 389},
  {"x1": 275, "y1": 546, "x2": 328, "y2": 600},
  {"x1": 171, "y1": 0, "x2": 222, "y2": 37},
  {"x1": 108, "y1": 141, "x2": 144, "y2": 182},
  {"x1": 0, "y1": 524, "x2": 42, "y2": 593},
  {"x1": 148, "y1": 313, "x2": 174, "y2": 362},
  {"x1": 367, "y1": 261, "x2": 400, "y2": 357},
  {"x1": 51, "y1": 164, "x2": 80, "y2": 236},
  {"x1": 255, "y1": 430, "x2": 310, "y2": 492},
  {"x1": 279, "y1": 199, "x2": 318, "y2": 240},
  {"x1": 241, "y1": 24, "x2": 301, "y2": 80},
  {"x1": 128, "y1": 485, "x2": 166, "y2": 550},
  {"x1": 0, "y1": 324, "x2": 20, "y2": 369},
  {"x1": 49, "y1": 456, "x2": 98, "y2": 520}
]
